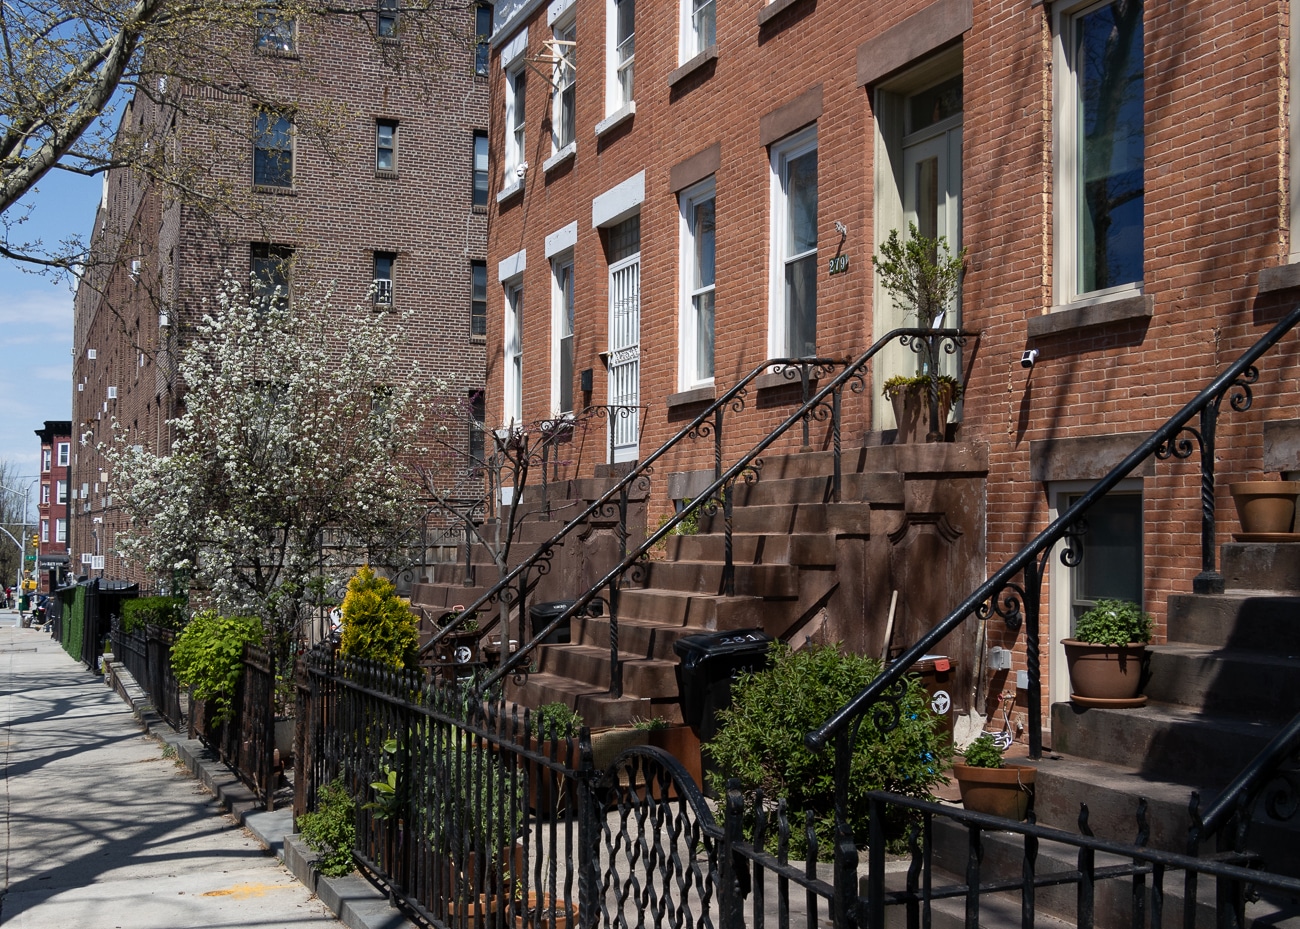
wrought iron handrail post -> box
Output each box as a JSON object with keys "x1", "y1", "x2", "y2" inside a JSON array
[
  {"x1": 609, "y1": 482, "x2": 629, "y2": 698},
  {"x1": 925, "y1": 332, "x2": 944, "y2": 444},
  {"x1": 835, "y1": 725, "x2": 860, "y2": 929},
  {"x1": 866, "y1": 791, "x2": 885, "y2": 929},
  {"x1": 719, "y1": 781, "x2": 747, "y2": 929},
  {"x1": 1195, "y1": 397, "x2": 1224, "y2": 594},
  {"x1": 722, "y1": 487, "x2": 735, "y2": 598},
  {"x1": 832, "y1": 386, "x2": 843, "y2": 502},
  {"x1": 806, "y1": 304, "x2": 1300, "y2": 760}
]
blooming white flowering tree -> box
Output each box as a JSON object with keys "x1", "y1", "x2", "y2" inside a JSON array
[{"x1": 104, "y1": 276, "x2": 427, "y2": 660}]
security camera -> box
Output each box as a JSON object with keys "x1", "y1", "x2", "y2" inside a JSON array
[
  {"x1": 515, "y1": 162, "x2": 529, "y2": 178},
  {"x1": 1020, "y1": 349, "x2": 1039, "y2": 369}
]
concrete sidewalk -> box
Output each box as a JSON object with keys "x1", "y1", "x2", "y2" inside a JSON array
[{"x1": 0, "y1": 612, "x2": 344, "y2": 928}]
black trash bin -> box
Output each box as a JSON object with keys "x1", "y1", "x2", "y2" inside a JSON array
[
  {"x1": 529, "y1": 600, "x2": 576, "y2": 645},
  {"x1": 673, "y1": 629, "x2": 772, "y2": 741}
]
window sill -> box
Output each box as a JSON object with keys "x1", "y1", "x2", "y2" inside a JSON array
[
  {"x1": 666, "y1": 385, "x2": 716, "y2": 410},
  {"x1": 472, "y1": 203, "x2": 488, "y2": 214},
  {"x1": 667, "y1": 46, "x2": 718, "y2": 88},
  {"x1": 544, "y1": 142, "x2": 577, "y2": 174},
  {"x1": 470, "y1": 334, "x2": 487, "y2": 345},
  {"x1": 253, "y1": 184, "x2": 297, "y2": 196},
  {"x1": 375, "y1": 169, "x2": 399, "y2": 180},
  {"x1": 1257, "y1": 260, "x2": 1300, "y2": 293},
  {"x1": 595, "y1": 102, "x2": 636, "y2": 138},
  {"x1": 255, "y1": 47, "x2": 300, "y2": 60},
  {"x1": 1027, "y1": 292, "x2": 1153, "y2": 339},
  {"x1": 758, "y1": 0, "x2": 810, "y2": 28},
  {"x1": 754, "y1": 369, "x2": 815, "y2": 392},
  {"x1": 496, "y1": 181, "x2": 524, "y2": 204}
]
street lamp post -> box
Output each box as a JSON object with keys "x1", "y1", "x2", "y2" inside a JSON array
[{"x1": 0, "y1": 479, "x2": 39, "y2": 600}]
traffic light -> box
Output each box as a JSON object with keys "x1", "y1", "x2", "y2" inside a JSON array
[{"x1": 30, "y1": 534, "x2": 39, "y2": 548}]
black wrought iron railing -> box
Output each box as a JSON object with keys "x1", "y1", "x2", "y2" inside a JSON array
[
  {"x1": 417, "y1": 335, "x2": 923, "y2": 679},
  {"x1": 476, "y1": 327, "x2": 972, "y2": 697}
]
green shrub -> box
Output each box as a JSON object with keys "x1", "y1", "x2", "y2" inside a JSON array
[
  {"x1": 881, "y1": 373, "x2": 963, "y2": 405},
  {"x1": 532, "y1": 702, "x2": 582, "y2": 739},
  {"x1": 122, "y1": 595, "x2": 187, "y2": 633},
  {"x1": 338, "y1": 566, "x2": 419, "y2": 669},
  {"x1": 170, "y1": 610, "x2": 263, "y2": 725},
  {"x1": 961, "y1": 734, "x2": 1003, "y2": 769},
  {"x1": 1074, "y1": 599, "x2": 1152, "y2": 646},
  {"x1": 706, "y1": 642, "x2": 951, "y2": 859},
  {"x1": 298, "y1": 776, "x2": 357, "y2": 877}
]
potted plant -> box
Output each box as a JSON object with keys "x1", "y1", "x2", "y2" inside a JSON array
[
  {"x1": 1228, "y1": 479, "x2": 1300, "y2": 536},
  {"x1": 1063, "y1": 598, "x2": 1153, "y2": 707},
  {"x1": 952, "y1": 734, "x2": 1035, "y2": 821},
  {"x1": 527, "y1": 703, "x2": 583, "y2": 814},
  {"x1": 435, "y1": 740, "x2": 524, "y2": 912},
  {"x1": 514, "y1": 891, "x2": 580, "y2": 929},
  {"x1": 873, "y1": 223, "x2": 967, "y2": 443}
]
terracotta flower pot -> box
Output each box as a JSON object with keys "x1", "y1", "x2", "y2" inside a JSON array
[
  {"x1": 1229, "y1": 481, "x2": 1300, "y2": 534},
  {"x1": 514, "y1": 892, "x2": 578, "y2": 929},
  {"x1": 952, "y1": 762, "x2": 1036, "y2": 820},
  {"x1": 1062, "y1": 639, "x2": 1147, "y2": 705}
]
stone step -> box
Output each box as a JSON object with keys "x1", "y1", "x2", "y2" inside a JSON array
[
  {"x1": 504, "y1": 672, "x2": 671, "y2": 728},
  {"x1": 409, "y1": 582, "x2": 491, "y2": 613},
  {"x1": 613, "y1": 588, "x2": 791, "y2": 629},
  {"x1": 574, "y1": 614, "x2": 698, "y2": 661},
  {"x1": 731, "y1": 474, "x2": 833, "y2": 507},
  {"x1": 635, "y1": 561, "x2": 800, "y2": 598},
  {"x1": 1146, "y1": 644, "x2": 1300, "y2": 722},
  {"x1": 1166, "y1": 592, "x2": 1300, "y2": 652},
  {"x1": 535, "y1": 643, "x2": 679, "y2": 696},
  {"x1": 1050, "y1": 701, "x2": 1277, "y2": 786},
  {"x1": 663, "y1": 532, "x2": 837, "y2": 566},
  {"x1": 1222, "y1": 542, "x2": 1300, "y2": 593},
  {"x1": 702, "y1": 501, "x2": 875, "y2": 535}
]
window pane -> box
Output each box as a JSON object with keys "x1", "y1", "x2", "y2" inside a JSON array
[
  {"x1": 694, "y1": 289, "x2": 715, "y2": 379},
  {"x1": 785, "y1": 253, "x2": 817, "y2": 356},
  {"x1": 473, "y1": 133, "x2": 489, "y2": 206},
  {"x1": 378, "y1": 0, "x2": 398, "y2": 36},
  {"x1": 377, "y1": 122, "x2": 396, "y2": 170},
  {"x1": 254, "y1": 113, "x2": 293, "y2": 187},
  {"x1": 908, "y1": 74, "x2": 963, "y2": 134},
  {"x1": 1069, "y1": 492, "x2": 1143, "y2": 621},
  {"x1": 558, "y1": 263, "x2": 574, "y2": 413},
  {"x1": 786, "y1": 149, "x2": 817, "y2": 255},
  {"x1": 692, "y1": 0, "x2": 715, "y2": 52},
  {"x1": 475, "y1": 4, "x2": 494, "y2": 75},
  {"x1": 257, "y1": 10, "x2": 294, "y2": 52},
  {"x1": 471, "y1": 261, "x2": 488, "y2": 335},
  {"x1": 1075, "y1": 0, "x2": 1144, "y2": 293}
]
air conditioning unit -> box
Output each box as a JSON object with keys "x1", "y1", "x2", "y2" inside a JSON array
[
  {"x1": 87, "y1": 348, "x2": 97, "y2": 360},
  {"x1": 92, "y1": 555, "x2": 105, "y2": 570},
  {"x1": 107, "y1": 386, "x2": 117, "y2": 399},
  {"x1": 80, "y1": 553, "x2": 93, "y2": 565},
  {"x1": 159, "y1": 313, "x2": 170, "y2": 328},
  {"x1": 77, "y1": 383, "x2": 84, "y2": 392},
  {"x1": 130, "y1": 259, "x2": 142, "y2": 279},
  {"x1": 373, "y1": 279, "x2": 393, "y2": 305}
]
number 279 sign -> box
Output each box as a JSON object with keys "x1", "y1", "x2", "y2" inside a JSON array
[{"x1": 827, "y1": 254, "x2": 849, "y2": 275}]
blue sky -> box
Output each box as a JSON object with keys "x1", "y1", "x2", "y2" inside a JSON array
[{"x1": 0, "y1": 170, "x2": 100, "y2": 506}]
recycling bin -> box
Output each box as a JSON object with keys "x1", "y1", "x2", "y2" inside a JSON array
[
  {"x1": 908, "y1": 654, "x2": 959, "y2": 743},
  {"x1": 673, "y1": 629, "x2": 773, "y2": 740}
]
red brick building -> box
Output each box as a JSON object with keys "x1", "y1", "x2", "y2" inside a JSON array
[
  {"x1": 72, "y1": 6, "x2": 491, "y2": 590},
  {"x1": 482, "y1": 0, "x2": 1300, "y2": 728},
  {"x1": 33, "y1": 421, "x2": 72, "y2": 594}
]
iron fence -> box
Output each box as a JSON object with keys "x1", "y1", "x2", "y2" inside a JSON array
[{"x1": 191, "y1": 643, "x2": 278, "y2": 810}]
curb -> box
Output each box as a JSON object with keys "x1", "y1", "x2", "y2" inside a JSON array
[{"x1": 103, "y1": 659, "x2": 417, "y2": 929}]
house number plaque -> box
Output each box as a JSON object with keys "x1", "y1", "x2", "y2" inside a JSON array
[{"x1": 827, "y1": 254, "x2": 849, "y2": 275}]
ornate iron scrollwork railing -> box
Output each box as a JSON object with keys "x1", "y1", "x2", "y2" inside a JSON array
[{"x1": 476, "y1": 328, "x2": 973, "y2": 697}]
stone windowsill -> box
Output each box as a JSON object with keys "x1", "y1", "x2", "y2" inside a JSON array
[
  {"x1": 496, "y1": 180, "x2": 524, "y2": 204},
  {"x1": 1257, "y1": 260, "x2": 1300, "y2": 293},
  {"x1": 667, "y1": 46, "x2": 718, "y2": 88},
  {"x1": 375, "y1": 169, "x2": 399, "y2": 180},
  {"x1": 543, "y1": 142, "x2": 577, "y2": 174},
  {"x1": 595, "y1": 102, "x2": 636, "y2": 138},
  {"x1": 1026, "y1": 292, "x2": 1153, "y2": 339},
  {"x1": 666, "y1": 385, "x2": 716, "y2": 410},
  {"x1": 253, "y1": 184, "x2": 297, "y2": 196},
  {"x1": 754, "y1": 369, "x2": 816, "y2": 392},
  {"x1": 758, "y1": 0, "x2": 811, "y2": 28}
]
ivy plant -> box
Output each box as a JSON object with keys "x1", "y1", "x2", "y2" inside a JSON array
[
  {"x1": 122, "y1": 595, "x2": 187, "y2": 633},
  {"x1": 1074, "y1": 599, "x2": 1153, "y2": 646},
  {"x1": 170, "y1": 610, "x2": 263, "y2": 725}
]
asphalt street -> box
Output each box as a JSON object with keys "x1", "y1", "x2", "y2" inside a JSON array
[{"x1": 0, "y1": 608, "x2": 342, "y2": 928}]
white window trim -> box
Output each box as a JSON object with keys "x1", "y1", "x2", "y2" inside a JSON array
[
  {"x1": 551, "y1": 12, "x2": 576, "y2": 153},
  {"x1": 678, "y1": 177, "x2": 716, "y2": 391},
  {"x1": 551, "y1": 253, "x2": 575, "y2": 416},
  {"x1": 767, "y1": 126, "x2": 817, "y2": 359},
  {"x1": 1051, "y1": 0, "x2": 1144, "y2": 308},
  {"x1": 57, "y1": 442, "x2": 70, "y2": 466},
  {"x1": 679, "y1": 0, "x2": 715, "y2": 64},
  {"x1": 503, "y1": 63, "x2": 528, "y2": 190},
  {"x1": 1047, "y1": 478, "x2": 1143, "y2": 705},
  {"x1": 605, "y1": 0, "x2": 634, "y2": 116},
  {"x1": 503, "y1": 280, "x2": 524, "y2": 427},
  {"x1": 55, "y1": 518, "x2": 67, "y2": 544}
]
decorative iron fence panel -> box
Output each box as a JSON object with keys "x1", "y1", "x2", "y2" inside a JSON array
[{"x1": 192, "y1": 644, "x2": 277, "y2": 810}]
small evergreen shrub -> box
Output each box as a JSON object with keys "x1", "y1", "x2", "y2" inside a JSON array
[
  {"x1": 338, "y1": 566, "x2": 419, "y2": 669},
  {"x1": 532, "y1": 702, "x2": 583, "y2": 739},
  {"x1": 298, "y1": 776, "x2": 357, "y2": 877},
  {"x1": 706, "y1": 642, "x2": 951, "y2": 859},
  {"x1": 961, "y1": 734, "x2": 1004, "y2": 769},
  {"x1": 122, "y1": 595, "x2": 187, "y2": 633},
  {"x1": 170, "y1": 610, "x2": 263, "y2": 725},
  {"x1": 1074, "y1": 599, "x2": 1152, "y2": 646}
]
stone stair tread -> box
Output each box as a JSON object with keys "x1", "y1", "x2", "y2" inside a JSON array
[{"x1": 1152, "y1": 641, "x2": 1300, "y2": 663}]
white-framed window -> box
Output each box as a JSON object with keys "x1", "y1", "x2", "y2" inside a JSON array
[
  {"x1": 1048, "y1": 480, "x2": 1144, "y2": 703},
  {"x1": 679, "y1": 177, "x2": 716, "y2": 389},
  {"x1": 251, "y1": 243, "x2": 294, "y2": 307},
  {"x1": 471, "y1": 261, "x2": 488, "y2": 338},
  {"x1": 256, "y1": 9, "x2": 296, "y2": 52},
  {"x1": 769, "y1": 127, "x2": 818, "y2": 358},
  {"x1": 607, "y1": 216, "x2": 641, "y2": 462},
  {"x1": 475, "y1": 4, "x2": 494, "y2": 76},
  {"x1": 505, "y1": 66, "x2": 528, "y2": 182},
  {"x1": 503, "y1": 282, "x2": 524, "y2": 425},
  {"x1": 56, "y1": 518, "x2": 66, "y2": 544},
  {"x1": 56, "y1": 481, "x2": 67, "y2": 505},
  {"x1": 552, "y1": 16, "x2": 576, "y2": 151},
  {"x1": 57, "y1": 442, "x2": 70, "y2": 466},
  {"x1": 552, "y1": 256, "x2": 575, "y2": 415},
  {"x1": 473, "y1": 132, "x2": 490, "y2": 207},
  {"x1": 377, "y1": 120, "x2": 398, "y2": 172},
  {"x1": 607, "y1": 0, "x2": 635, "y2": 112},
  {"x1": 40, "y1": 483, "x2": 49, "y2": 504},
  {"x1": 40, "y1": 520, "x2": 48, "y2": 543},
  {"x1": 1053, "y1": 0, "x2": 1144, "y2": 304},
  {"x1": 681, "y1": 0, "x2": 714, "y2": 61},
  {"x1": 42, "y1": 449, "x2": 51, "y2": 472},
  {"x1": 373, "y1": 252, "x2": 395, "y2": 305},
  {"x1": 253, "y1": 110, "x2": 294, "y2": 188}
]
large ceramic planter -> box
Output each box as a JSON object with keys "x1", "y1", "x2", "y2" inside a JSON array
[
  {"x1": 890, "y1": 390, "x2": 953, "y2": 444},
  {"x1": 1229, "y1": 481, "x2": 1300, "y2": 535},
  {"x1": 1062, "y1": 639, "x2": 1147, "y2": 707},
  {"x1": 514, "y1": 892, "x2": 579, "y2": 929},
  {"x1": 953, "y1": 763, "x2": 1036, "y2": 820}
]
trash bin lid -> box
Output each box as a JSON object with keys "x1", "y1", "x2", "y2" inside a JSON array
[
  {"x1": 673, "y1": 628, "x2": 771, "y2": 661},
  {"x1": 529, "y1": 600, "x2": 577, "y2": 619}
]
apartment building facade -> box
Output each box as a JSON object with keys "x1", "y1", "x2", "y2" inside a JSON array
[
  {"x1": 482, "y1": 0, "x2": 1300, "y2": 722},
  {"x1": 33, "y1": 421, "x2": 73, "y2": 595},
  {"x1": 71, "y1": 4, "x2": 492, "y2": 589}
]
